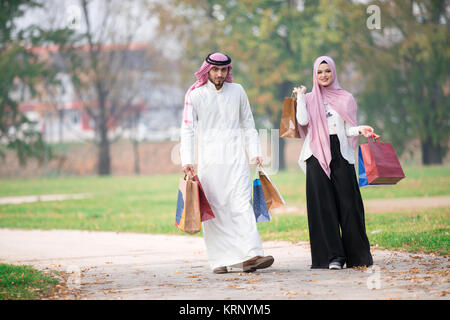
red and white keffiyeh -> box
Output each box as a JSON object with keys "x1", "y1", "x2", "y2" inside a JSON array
[{"x1": 182, "y1": 52, "x2": 233, "y2": 127}]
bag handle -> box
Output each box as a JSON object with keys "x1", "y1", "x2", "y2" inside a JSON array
[
  {"x1": 367, "y1": 133, "x2": 382, "y2": 144},
  {"x1": 183, "y1": 172, "x2": 194, "y2": 180},
  {"x1": 254, "y1": 165, "x2": 260, "y2": 180}
]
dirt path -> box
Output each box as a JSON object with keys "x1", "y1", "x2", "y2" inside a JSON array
[{"x1": 0, "y1": 229, "x2": 448, "y2": 300}]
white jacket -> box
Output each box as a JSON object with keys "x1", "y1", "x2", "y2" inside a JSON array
[{"x1": 296, "y1": 93, "x2": 360, "y2": 174}]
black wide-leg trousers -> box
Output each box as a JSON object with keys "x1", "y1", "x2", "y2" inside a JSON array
[{"x1": 306, "y1": 135, "x2": 373, "y2": 269}]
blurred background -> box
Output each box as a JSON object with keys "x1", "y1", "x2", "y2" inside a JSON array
[{"x1": 0, "y1": 0, "x2": 449, "y2": 177}]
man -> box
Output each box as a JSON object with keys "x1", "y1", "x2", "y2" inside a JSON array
[{"x1": 180, "y1": 52, "x2": 274, "y2": 274}]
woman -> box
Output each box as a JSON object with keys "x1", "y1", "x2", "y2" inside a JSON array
[{"x1": 293, "y1": 56, "x2": 378, "y2": 270}]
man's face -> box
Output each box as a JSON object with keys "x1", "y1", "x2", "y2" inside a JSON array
[{"x1": 208, "y1": 66, "x2": 229, "y2": 88}]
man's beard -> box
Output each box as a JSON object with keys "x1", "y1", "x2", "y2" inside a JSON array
[{"x1": 209, "y1": 75, "x2": 225, "y2": 86}]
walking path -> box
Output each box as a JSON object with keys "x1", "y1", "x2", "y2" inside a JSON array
[{"x1": 0, "y1": 229, "x2": 448, "y2": 300}]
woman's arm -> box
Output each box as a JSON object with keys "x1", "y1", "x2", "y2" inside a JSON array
[
  {"x1": 351, "y1": 124, "x2": 380, "y2": 138},
  {"x1": 293, "y1": 86, "x2": 308, "y2": 126},
  {"x1": 345, "y1": 122, "x2": 360, "y2": 137},
  {"x1": 296, "y1": 93, "x2": 309, "y2": 126}
]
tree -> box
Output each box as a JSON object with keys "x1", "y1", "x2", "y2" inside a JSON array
[
  {"x1": 154, "y1": 0, "x2": 343, "y2": 170},
  {"x1": 212, "y1": 0, "x2": 346, "y2": 170},
  {"x1": 334, "y1": 0, "x2": 449, "y2": 164},
  {"x1": 0, "y1": 0, "x2": 72, "y2": 165},
  {"x1": 56, "y1": 0, "x2": 172, "y2": 175}
]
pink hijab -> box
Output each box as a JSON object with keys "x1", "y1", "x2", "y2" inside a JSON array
[
  {"x1": 298, "y1": 56, "x2": 358, "y2": 179},
  {"x1": 182, "y1": 52, "x2": 233, "y2": 127}
]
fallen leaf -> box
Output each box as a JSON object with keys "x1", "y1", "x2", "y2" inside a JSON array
[
  {"x1": 224, "y1": 277, "x2": 240, "y2": 281},
  {"x1": 246, "y1": 278, "x2": 263, "y2": 283}
]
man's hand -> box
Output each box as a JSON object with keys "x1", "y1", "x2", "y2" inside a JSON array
[
  {"x1": 251, "y1": 157, "x2": 263, "y2": 167},
  {"x1": 182, "y1": 164, "x2": 195, "y2": 176},
  {"x1": 358, "y1": 125, "x2": 380, "y2": 139}
]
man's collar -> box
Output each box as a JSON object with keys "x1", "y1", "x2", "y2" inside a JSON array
[{"x1": 207, "y1": 80, "x2": 224, "y2": 92}]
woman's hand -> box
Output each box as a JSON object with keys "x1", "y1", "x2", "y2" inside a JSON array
[
  {"x1": 358, "y1": 125, "x2": 380, "y2": 139},
  {"x1": 293, "y1": 85, "x2": 307, "y2": 96}
]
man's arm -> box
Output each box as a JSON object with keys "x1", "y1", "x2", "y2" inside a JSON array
[
  {"x1": 239, "y1": 85, "x2": 262, "y2": 165},
  {"x1": 180, "y1": 95, "x2": 196, "y2": 175}
]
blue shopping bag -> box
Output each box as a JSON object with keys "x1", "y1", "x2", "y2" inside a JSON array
[
  {"x1": 358, "y1": 146, "x2": 369, "y2": 187},
  {"x1": 252, "y1": 175, "x2": 271, "y2": 223}
]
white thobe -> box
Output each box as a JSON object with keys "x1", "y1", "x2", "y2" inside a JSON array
[{"x1": 180, "y1": 80, "x2": 264, "y2": 270}]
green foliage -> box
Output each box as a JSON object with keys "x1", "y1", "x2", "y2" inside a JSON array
[
  {"x1": 0, "y1": 263, "x2": 58, "y2": 300},
  {"x1": 333, "y1": 0, "x2": 449, "y2": 162},
  {"x1": 0, "y1": 0, "x2": 74, "y2": 166},
  {"x1": 157, "y1": 0, "x2": 449, "y2": 164}
]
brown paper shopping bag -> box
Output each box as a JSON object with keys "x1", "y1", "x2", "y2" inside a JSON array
[
  {"x1": 279, "y1": 96, "x2": 300, "y2": 138},
  {"x1": 258, "y1": 166, "x2": 286, "y2": 210},
  {"x1": 175, "y1": 175, "x2": 202, "y2": 234}
]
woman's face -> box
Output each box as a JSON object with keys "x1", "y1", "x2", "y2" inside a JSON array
[{"x1": 317, "y1": 63, "x2": 333, "y2": 87}]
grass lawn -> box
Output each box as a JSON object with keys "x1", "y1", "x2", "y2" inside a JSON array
[
  {"x1": 0, "y1": 166, "x2": 449, "y2": 255},
  {"x1": 0, "y1": 263, "x2": 59, "y2": 300}
]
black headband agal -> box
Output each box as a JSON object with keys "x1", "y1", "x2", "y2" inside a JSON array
[{"x1": 205, "y1": 53, "x2": 232, "y2": 66}]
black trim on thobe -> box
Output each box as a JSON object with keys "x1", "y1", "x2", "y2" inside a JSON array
[{"x1": 306, "y1": 134, "x2": 373, "y2": 269}]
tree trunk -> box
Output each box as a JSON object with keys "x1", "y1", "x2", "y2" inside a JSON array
[
  {"x1": 277, "y1": 80, "x2": 293, "y2": 171},
  {"x1": 98, "y1": 130, "x2": 111, "y2": 175},
  {"x1": 421, "y1": 136, "x2": 442, "y2": 165},
  {"x1": 97, "y1": 91, "x2": 111, "y2": 175},
  {"x1": 278, "y1": 137, "x2": 286, "y2": 171},
  {"x1": 133, "y1": 139, "x2": 140, "y2": 175},
  {"x1": 58, "y1": 109, "x2": 64, "y2": 143}
]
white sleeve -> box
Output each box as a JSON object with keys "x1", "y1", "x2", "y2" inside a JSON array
[
  {"x1": 296, "y1": 93, "x2": 309, "y2": 126},
  {"x1": 239, "y1": 85, "x2": 261, "y2": 160},
  {"x1": 179, "y1": 102, "x2": 196, "y2": 166},
  {"x1": 345, "y1": 122, "x2": 360, "y2": 137}
]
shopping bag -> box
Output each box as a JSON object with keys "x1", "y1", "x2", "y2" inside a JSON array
[
  {"x1": 192, "y1": 175, "x2": 215, "y2": 222},
  {"x1": 253, "y1": 171, "x2": 270, "y2": 222},
  {"x1": 358, "y1": 138, "x2": 405, "y2": 187},
  {"x1": 258, "y1": 166, "x2": 286, "y2": 210},
  {"x1": 252, "y1": 173, "x2": 270, "y2": 223},
  {"x1": 175, "y1": 175, "x2": 202, "y2": 234},
  {"x1": 279, "y1": 96, "x2": 300, "y2": 138}
]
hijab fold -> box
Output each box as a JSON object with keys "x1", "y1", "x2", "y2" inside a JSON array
[{"x1": 297, "y1": 56, "x2": 358, "y2": 178}]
